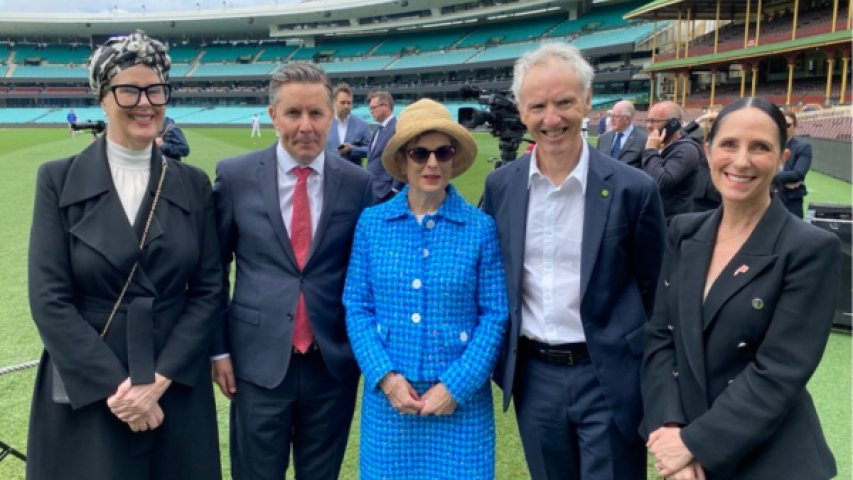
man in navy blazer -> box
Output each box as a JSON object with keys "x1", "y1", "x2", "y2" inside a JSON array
[
  {"x1": 365, "y1": 90, "x2": 404, "y2": 202},
  {"x1": 212, "y1": 64, "x2": 374, "y2": 480},
  {"x1": 774, "y1": 111, "x2": 813, "y2": 218},
  {"x1": 325, "y1": 82, "x2": 371, "y2": 167},
  {"x1": 482, "y1": 43, "x2": 666, "y2": 480}
]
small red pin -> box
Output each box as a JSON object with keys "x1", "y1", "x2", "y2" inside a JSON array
[{"x1": 734, "y1": 265, "x2": 749, "y2": 276}]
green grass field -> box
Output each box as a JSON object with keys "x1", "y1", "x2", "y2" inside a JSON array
[{"x1": 0, "y1": 128, "x2": 850, "y2": 479}]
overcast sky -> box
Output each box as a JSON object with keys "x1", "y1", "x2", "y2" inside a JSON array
[{"x1": 0, "y1": 0, "x2": 302, "y2": 13}]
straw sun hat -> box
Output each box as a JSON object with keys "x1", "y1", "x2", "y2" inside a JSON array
[{"x1": 381, "y1": 99, "x2": 477, "y2": 183}]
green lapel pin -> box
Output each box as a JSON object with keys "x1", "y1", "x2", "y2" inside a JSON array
[{"x1": 601, "y1": 189, "x2": 609, "y2": 197}]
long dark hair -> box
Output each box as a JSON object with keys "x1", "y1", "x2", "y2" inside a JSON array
[{"x1": 707, "y1": 97, "x2": 789, "y2": 151}]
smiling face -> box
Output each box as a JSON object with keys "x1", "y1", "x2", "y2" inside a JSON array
[
  {"x1": 101, "y1": 64, "x2": 166, "y2": 150},
  {"x1": 517, "y1": 59, "x2": 591, "y2": 165},
  {"x1": 709, "y1": 107, "x2": 789, "y2": 208},
  {"x1": 268, "y1": 81, "x2": 333, "y2": 164},
  {"x1": 401, "y1": 131, "x2": 455, "y2": 198}
]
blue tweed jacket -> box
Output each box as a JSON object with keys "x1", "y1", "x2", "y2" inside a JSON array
[{"x1": 344, "y1": 184, "x2": 508, "y2": 404}]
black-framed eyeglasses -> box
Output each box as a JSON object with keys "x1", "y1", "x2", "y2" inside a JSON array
[
  {"x1": 105, "y1": 83, "x2": 172, "y2": 108},
  {"x1": 407, "y1": 145, "x2": 456, "y2": 164}
]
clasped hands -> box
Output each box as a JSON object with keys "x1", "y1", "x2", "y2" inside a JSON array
[
  {"x1": 379, "y1": 372, "x2": 457, "y2": 416},
  {"x1": 107, "y1": 373, "x2": 171, "y2": 433},
  {"x1": 648, "y1": 426, "x2": 706, "y2": 480}
]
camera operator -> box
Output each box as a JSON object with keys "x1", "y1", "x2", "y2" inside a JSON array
[
  {"x1": 641, "y1": 101, "x2": 701, "y2": 224},
  {"x1": 156, "y1": 116, "x2": 190, "y2": 161}
]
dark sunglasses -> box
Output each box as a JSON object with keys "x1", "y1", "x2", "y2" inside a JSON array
[
  {"x1": 407, "y1": 145, "x2": 456, "y2": 164},
  {"x1": 105, "y1": 83, "x2": 172, "y2": 108}
]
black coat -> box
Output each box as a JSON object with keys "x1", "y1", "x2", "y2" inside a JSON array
[
  {"x1": 641, "y1": 198, "x2": 840, "y2": 479},
  {"x1": 642, "y1": 136, "x2": 702, "y2": 222},
  {"x1": 26, "y1": 137, "x2": 223, "y2": 480}
]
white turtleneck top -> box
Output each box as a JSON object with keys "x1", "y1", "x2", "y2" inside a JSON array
[{"x1": 106, "y1": 139, "x2": 152, "y2": 225}]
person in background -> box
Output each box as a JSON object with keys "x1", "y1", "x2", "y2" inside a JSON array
[
  {"x1": 581, "y1": 115, "x2": 589, "y2": 139},
  {"x1": 365, "y1": 90, "x2": 405, "y2": 202},
  {"x1": 598, "y1": 112, "x2": 607, "y2": 135},
  {"x1": 482, "y1": 42, "x2": 666, "y2": 480},
  {"x1": 344, "y1": 98, "x2": 508, "y2": 479},
  {"x1": 774, "y1": 110, "x2": 812, "y2": 218},
  {"x1": 642, "y1": 101, "x2": 701, "y2": 224},
  {"x1": 683, "y1": 109, "x2": 722, "y2": 213},
  {"x1": 596, "y1": 100, "x2": 647, "y2": 168},
  {"x1": 326, "y1": 82, "x2": 372, "y2": 167},
  {"x1": 212, "y1": 63, "x2": 374, "y2": 480},
  {"x1": 642, "y1": 96, "x2": 840, "y2": 480},
  {"x1": 250, "y1": 113, "x2": 261, "y2": 138},
  {"x1": 157, "y1": 116, "x2": 190, "y2": 161},
  {"x1": 27, "y1": 29, "x2": 222, "y2": 480},
  {"x1": 67, "y1": 109, "x2": 78, "y2": 137}
]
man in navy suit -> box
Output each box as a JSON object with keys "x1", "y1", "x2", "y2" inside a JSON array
[
  {"x1": 212, "y1": 63, "x2": 374, "y2": 480},
  {"x1": 325, "y1": 82, "x2": 371, "y2": 167},
  {"x1": 365, "y1": 90, "x2": 404, "y2": 202},
  {"x1": 774, "y1": 111, "x2": 813, "y2": 218},
  {"x1": 482, "y1": 43, "x2": 666, "y2": 480},
  {"x1": 596, "y1": 100, "x2": 647, "y2": 168}
]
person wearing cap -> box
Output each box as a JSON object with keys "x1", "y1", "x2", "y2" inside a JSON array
[
  {"x1": 481, "y1": 43, "x2": 666, "y2": 480},
  {"x1": 26, "y1": 30, "x2": 223, "y2": 480},
  {"x1": 343, "y1": 99, "x2": 509, "y2": 479}
]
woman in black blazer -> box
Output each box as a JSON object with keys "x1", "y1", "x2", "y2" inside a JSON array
[
  {"x1": 641, "y1": 97, "x2": 841, "y2": 480},
  {"x1": 26, "y1": 31, "x2": 222, "y2": 480}
]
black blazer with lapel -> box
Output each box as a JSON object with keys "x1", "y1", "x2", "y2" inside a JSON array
[
  {"x1": 482, "y1": 148, "x2": 666, "y2": 442},
  {"x1": 212, "y1": 144, "x2": 374, "y2": 388},
  {"x1": 774, "y1": 137, "x2": 812, "y2": 201},
  {"x1": 642, "y1": 198, "x2": 840, "y2": 479},
  {"x1": 365, "y1": 117, "x2": 404, "y2": 200},
  {"x1": 27, "y1": 137, "x2": 223, "y2": 480},
  {"x1": 596, "y1": 128, "x2": 648, "y2": 168}
]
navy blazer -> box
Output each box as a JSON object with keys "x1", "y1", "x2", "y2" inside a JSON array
[
  {"x1": 365, "y1": 117, "x2": 404, "y2": 200},
  {"x1": 326, "y1": 115, "x2": 372, "y2": 167},
  {"x1": 212, "y1": 144, "x2": 374, "y2": 388},
  {"x1": 596, "y1": 128, "x2": 648, "y2": 168},
  {"x1": 482, "y1": 148, "x2": 666, "y2": 441},
  {"x1": 642, "y1": 198, "x2": 840, "y2": 479},
  {"x1": 775, "y1": 137, "x2": 812, "y2": 201}
]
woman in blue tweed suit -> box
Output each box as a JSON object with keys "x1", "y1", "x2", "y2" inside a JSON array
[{"x1": 344, "y1": 99, "x2": 509, "y2": 479}]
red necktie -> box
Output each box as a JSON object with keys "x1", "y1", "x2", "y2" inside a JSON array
[{"x1": 291, "y1": 167, "x2": 314, "y2": 353}]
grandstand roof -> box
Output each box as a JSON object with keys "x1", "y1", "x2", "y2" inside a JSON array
[
  {"x1": 625, "y1": 0, "x2": 760, "y2": 21},
  {"x1": 644, "y1": 29, "x2": 853, "y2": 71}
]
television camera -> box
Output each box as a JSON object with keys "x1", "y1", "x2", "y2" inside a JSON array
[
  {"x1": 457, "y1": 85, "x2": 530, "y2": 167},
  {"x1": 71, "y1": 120, "x2": 106, "y2": 137}
]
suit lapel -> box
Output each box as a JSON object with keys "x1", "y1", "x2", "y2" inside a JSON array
[
  {"x1": 580, "y1": 151, "x2": 613, "y2": 301},
  {"x1": 305, "y1": 153, "x2": 342, "y2": 265},
  {"x1": 257, "y1": 145, "x2": 298, "y2": 270},
  {"x1": 677, "y1": 211, "x2": 718, "y2": 399},
  {"x1": 701, "y1": 199, "x2": 786, "y2": 330},
  {"x1": 328, "y1": 118, "x2": 340, "y2": 147},
  {"x1": 61, "y1": 138, "x2": 145, "y2": 278},
  {"x1": 508, "y1": 156, "x2": 531, "y2": 311}
]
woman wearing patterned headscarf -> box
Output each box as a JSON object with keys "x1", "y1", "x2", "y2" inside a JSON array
[{"x1": 26, "y1": 30, "x2": 223, "y2": 480}]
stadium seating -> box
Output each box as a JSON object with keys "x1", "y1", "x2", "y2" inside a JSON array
[
  {"x1": 548, "y1": 0, "x2": 647, "y2": 38},
  {"x1": 34, "y1": 107, "x2": 105, "y2": 124},
  {"x1": 799, "y1": 116, "x2": 853, "y2": 141},
  {"x1": 468, "y1": 42, "x2": 542, "y2": 63},
  {"x1": 457, "y1": 13, "x2": 566, "y2": 48},
  {"x1": 200, "y1": 44, "x2": 261, "y2": 63},
  {"x1": 12, "y1": 66, "x2": 87, "y2": 78},
  {"x1": 192, "y1": 63, "x2": 278, "y2": 77},
  {"x1": 0, "y1": 108, "x2": 51, "y2": 123},
  {"x1": 167, "y1": 44, "x2": 201, "y2": 63},
  {"x1": 11, "y1": 44, "x2": 42, "y2": 62},
  {"x1": 388, "y1": 49, "x2": 480, "y2": 70},
  {"x1": 569, "y1": 24, "x2": 656, "y2": 50},
  {"x1": 372, "y1": 27, "x2": 471, "y2": 55},
  {"x1": 43, "y1": 87, "x2": 89, "y2": 94},
  {"x1": 291, "y1": 37, "x2": 384, "y2": 61},
  {"x1": 170, "y1": 65, "x2": 193, "y2": 77},
  {"x1": 257, "y1": 44, "x2": 298, "y2": 61},
  {"x1": 316, "y1": 57, "x2": 395, "y2": 73},
  {"x1": 0, "y1": 66, "x2": 8, "y2": 77}
]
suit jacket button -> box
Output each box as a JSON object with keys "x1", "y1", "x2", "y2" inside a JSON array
[
  {"x1": 672, "y1": 370, "x2": 679, "y2": 378},
  {"x1": 728, "y1": 379, "x2": 734, "y2": 385},
  {"x1": 411, "y1": 313, "x2": 421, "y2": 323},
  {"x1": 667, "y1": 325, "x2": 674, "y2": 331},
  {"x1": 737, "y1": 341, "x2": 747, "y2": 349}
]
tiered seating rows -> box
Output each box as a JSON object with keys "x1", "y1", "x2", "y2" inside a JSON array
[
  {"x1": 548, "y1": 0, "x2": 647, "y2": 37},
  {"x1": 373, "y1": 27, "x2": 472, "y2": 55},
  {"x1": 388, "y1": 49, "x2": 479, "y2": 70},
  {"x1": 458, "y1": 13, "x2": 565, "y2": 48},
  {"x1": 12, "y1": 66, "x2": 87, "y2": 78}
]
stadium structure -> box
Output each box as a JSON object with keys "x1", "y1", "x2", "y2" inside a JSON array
[{"x1": 0, "y1": 0, "x2": 850, "y2": 147}]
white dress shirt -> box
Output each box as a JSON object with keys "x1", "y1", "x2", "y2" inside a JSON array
[
  {"x1": 276, "y1": 142, "x2": 324, "y2": 239},
  {"x1": 521, "y1": 140, "x2": 590, "y2": 344},
  {"x1": 336, "y1": 115, "x2": 349, "y2": 146},
  {"x1": 107, "y1": 139, "x2": 151, "y2": 225}
]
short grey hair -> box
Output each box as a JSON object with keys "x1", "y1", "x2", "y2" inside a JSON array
[
  {"x1": 367, "y1": 90, "x2": 395, "y2": 109},
  {"x1": 269, "y1": 62, "x2": 333, "y2": 109},
  {"x1": 511, "y1": 42, "x2": 594, "y2": 106},
  {"x1": 613, "y1": 100, "x2": 636, "y2": 119}
]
